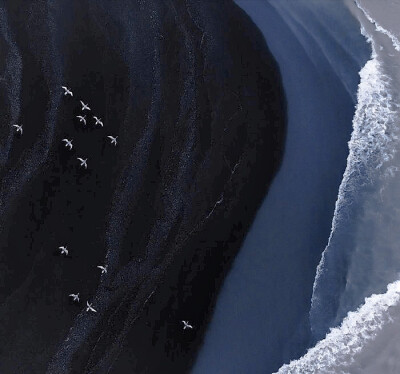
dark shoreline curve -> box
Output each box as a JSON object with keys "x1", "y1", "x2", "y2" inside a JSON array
[
  {"x1": 193, "y1": 1, "x2": 371, "y2": 373},
  {"x1": 109, "y1": 2, "x2": 287, "y2": 373},
  {"x1": 0, "y1": 0, "x2": 285, "y2": 373}
]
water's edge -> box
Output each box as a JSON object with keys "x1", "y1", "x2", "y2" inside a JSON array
[{"x1": 193, "y1": 1, "x2": 370, "y2": 373}]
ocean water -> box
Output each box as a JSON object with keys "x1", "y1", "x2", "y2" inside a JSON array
[
  {"x1": 2, "y1": 0, "x2": 399, "y2": 372},
  {"x1": 193, "y1": 1, "x2": 371, "y2": 373},
  {"x1": 277, "y1": 280, "x2": 400, "y2": 373},
  {"x1": 219, "y1": 0, "x2": 400, "y2": 373},
  {"x1": 310, "y1": 0, "x2": 400, "y2": 339},
  {"x1": 299, "y1": 0, "x2": 400, "y2": 372}
]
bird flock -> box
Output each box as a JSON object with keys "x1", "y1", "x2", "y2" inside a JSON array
[
  {"x1": 12, "y1": 86, "x2": 193, "y2": 329},
  {"x1": 11, "y1": 86, "x2": 114, "y2": 314},
  {"x1": 60, "y1": 88, "x2": 118, "y2": 171},
  {"x1": 61, "y1": 86, "x2": 112, "y2": 313}
]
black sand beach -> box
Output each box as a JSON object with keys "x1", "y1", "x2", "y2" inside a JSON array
[{"x1": 0, "y1": 0, "x2": 285, "y2": 373}]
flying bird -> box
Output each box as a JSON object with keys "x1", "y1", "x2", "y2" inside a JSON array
[
  {"x1": 76, "y1": 115, "x2": 86, "y2": 125},
  {"x1": 107, "y1": 136, "x2": 118, "y2": 146},
  {"x1": 93, "y1": 116, "x2": 103, "y2": 127},
  {"x1": 59, "y1": 246, "x2": 68, "y2": 256},
  {"x1": 182, "y1": 320, "x2": 193, "y2": 330},
  {"x1": 77, "y1": 157, "x2": 88, "y2": 169},
  {"x1": 86, "y1": 301, "x2": 97, "y2": 313},
  {"x1": 62, "y1": 138, "x2": 73, "y2": 150},
  {"x1": 80, "y1": 101, "x2": 91, "y2": 111},
  {"x1": 69, "y1": 293, "x2": 80, "y2": 302},
  {"x1": 13, "y1": 124, "x2": 23, "y2": 134},
  {"x1": 62, "y1": 86, "x2": 73, "y2": 96},
  {"x1": 97, "y1": 265, "x2": 108, "y2": 274}
]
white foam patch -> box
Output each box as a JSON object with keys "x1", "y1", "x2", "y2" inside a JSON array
[{"x1": 275, "y1": 280, "x2": 400, "y2": 374}]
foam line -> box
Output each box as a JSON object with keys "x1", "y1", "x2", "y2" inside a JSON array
[
  {"x1": 275, "y1": 280, "x2": 400, "y2": 373},
  {"x1": 310, "y1": 13, "x2": 400, "y2": 337}
]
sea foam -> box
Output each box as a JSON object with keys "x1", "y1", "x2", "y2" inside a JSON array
[
  {"x1": 310, "y1": 2, "x2": 400, "y2": 338},
  {"x1": 275, "y1": 280, "x2": 400, "y2": 374}
]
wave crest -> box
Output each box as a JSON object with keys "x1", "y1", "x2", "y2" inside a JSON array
[
  {"x1": 276, "y1": 280, "x2": 400, "y2": 374},
  {"x1": 310, "y1": 14, "x2": 400, "y2": 338}
]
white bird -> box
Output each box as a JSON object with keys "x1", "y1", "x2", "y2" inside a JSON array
[
  {"x1": 182, "y1": 320, "x2": 193, "y2": 330},
  {"x1": 13, "y1": 124, "x2": 23, "y2": 134},
  {"x1": 80, "y1": 101, "x2": 91, "y2": 111},
  {"x1": 97, "y1": 265, "x2": 108, "y2": 274},
  {"x1": 69, "y1": 293, "x2": 80, "y2": 302},
  {"x1": 86, "y1": 301, "x2": 97, "y2": 313},
  {"x1": 62, "y1": 138, "x2": 73, "y2": 150},
  {"x1": 59, "y1": 246, "x2": 68, "y2": 256},
  {"x1": 93, "y1": 116, "x2": 103, "y2": 127},
  {"x1": 107, "y1": 136, "x2": 118, "y2": 146},
  {"x1": 62, "y1": 86, "x2": 73, "y2": 96},
  {"x1": 76, "y1": 115, "x2": 86, "y2": 125},
  {"x1": 77, "y1": 157, "x2": 88, "y2": 169}
]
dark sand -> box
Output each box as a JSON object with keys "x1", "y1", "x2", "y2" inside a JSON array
[{"x1": 0, "y1": 0, "x2": 285, "y2": 373}]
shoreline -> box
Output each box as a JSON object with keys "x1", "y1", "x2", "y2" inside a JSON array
[{"x1": 193, "y1": 1, "x2": 371, "y2": 373}]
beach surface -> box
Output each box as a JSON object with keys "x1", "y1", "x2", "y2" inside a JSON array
[{"x1": 0, "y1": 1, "x2": 285, "y2": 373}]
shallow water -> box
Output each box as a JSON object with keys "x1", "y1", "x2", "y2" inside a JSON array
[
  {"x1": 193, "y1": 1, "x2": 370, "y2": 373},
  {"x1": 293, "y1": 0, "x2": 400, "y2": 372}
]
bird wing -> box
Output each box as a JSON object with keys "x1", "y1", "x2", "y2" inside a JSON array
[
  {"x1": 62, "y1": 139, "x2": 69, "y2": 143},
  {"x1": 62, "y1": 86, "x2": 67, "y2": 90},
  {"x1": 77, "y1": 158, "x2": 84, "y2": 162},
  {"x1": 12, "y1": 125, "x2": 18, "y2": 128},
  {"x1": 107, "y1": 136, "x2": 113, "y2": 140}
]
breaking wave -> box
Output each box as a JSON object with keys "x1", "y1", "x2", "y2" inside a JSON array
[
  {"x1": 310, "y1": 7, "x2": 400, "y2": 339},
  {"x1": 275, "y1": 280, "x2": 400, "y2": 374}
]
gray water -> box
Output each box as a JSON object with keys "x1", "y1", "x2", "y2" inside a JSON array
[{"x1": 193, "y1": 1, "x2": 370, "y2": 373}]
